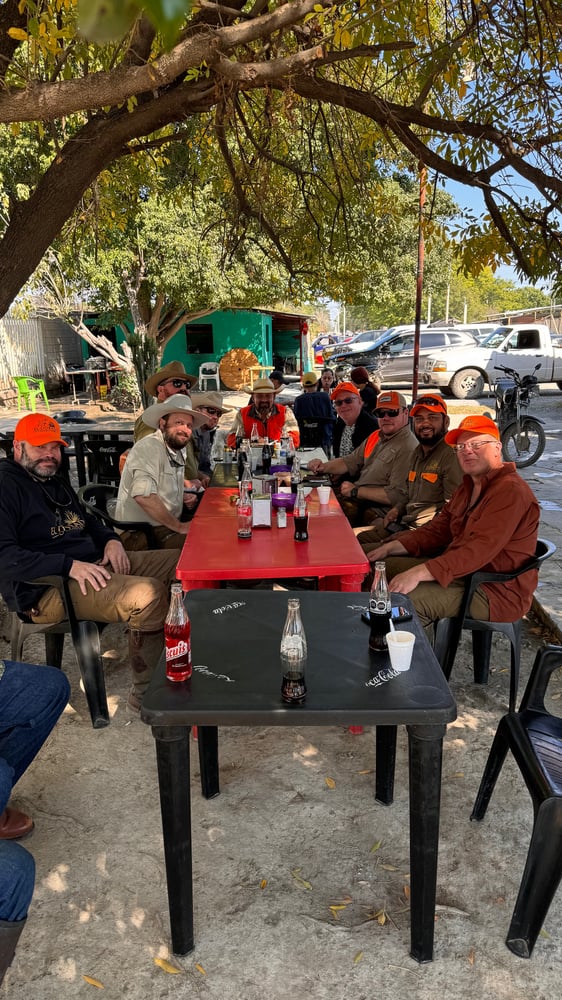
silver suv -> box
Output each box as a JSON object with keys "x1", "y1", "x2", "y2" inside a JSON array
[{"x1": 331, "y1": 326, "x2": 477, "y2": 385}]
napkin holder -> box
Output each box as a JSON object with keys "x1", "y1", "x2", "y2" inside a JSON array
[{"x1": 252, "y1": 494, "x2": 272, "y2": 528}]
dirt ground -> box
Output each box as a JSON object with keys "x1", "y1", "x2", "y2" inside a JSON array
[{"x1": 2, "y1": 608, "x2": 562, "y2": 999}]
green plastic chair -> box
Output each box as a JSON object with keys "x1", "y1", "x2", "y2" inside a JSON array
[{"x1": 12, "y1": 376, "x2": 50, "y2": 412}]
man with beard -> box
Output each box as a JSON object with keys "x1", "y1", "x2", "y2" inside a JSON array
[
  {"x1": 191, "y1": 391, "x2": 232, "y2": 476},
  {"x1": 0, "y1": 414, "x2": 179, "y2": 716},
  {"x1": 355, "y1": 395, "x2": 461, "y2": 552},
  {"x1": 116, "y1": 396, "x2": 206, "y2": 549},
  {"x1": 226, "y1": 378, "x2": 299, "y2": 448},
  {"x1": 308, "y1": 390, "x2": 417, "y2": 526}
]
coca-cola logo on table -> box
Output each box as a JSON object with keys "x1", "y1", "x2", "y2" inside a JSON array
[{"x1": 212, "y1": 601, "x2": 247, "y2": 615}]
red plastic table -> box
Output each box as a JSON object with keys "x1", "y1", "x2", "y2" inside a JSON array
[{"x1": 176, "y1": 486, "x2": 369, "y2": 591}]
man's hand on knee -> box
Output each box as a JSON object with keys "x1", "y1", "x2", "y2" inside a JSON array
[
  {"x1": 390, "y1": 563, "x2": 435, "y2": 594},
  {"x1": 69, "y1": 560, "x2": 112, "y2": 595},
  {"x1": 101, "y1": 540, "x2": 131, "y2": 576}
]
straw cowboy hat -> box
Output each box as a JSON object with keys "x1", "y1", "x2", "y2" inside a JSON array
[
  {"x1": 144, "y1": 361, "x2": 197, "y2": 397},
  {"x1": 249, "y1": 378, "x2": 276, "y2": 395},
  {"x1": 142, "y1": 394, "x2": 207, "y2": 429},
  {"x1": 190, "y1": 391, "x2": 232, "y2": 415}
]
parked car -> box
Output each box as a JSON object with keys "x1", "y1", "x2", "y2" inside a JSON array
[
  {"x1": 311, "y1": 334, "x2": 341, "y2": 365},
  {"x1": 322, "y1": 329, "x2": 385, "y2": 363},
  {"x1": 330, "y1": 326, "x2": 477, "y2": 385}
]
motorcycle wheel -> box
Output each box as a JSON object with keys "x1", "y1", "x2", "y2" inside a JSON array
[{"x1": 501, "y1": 417, "x2": 546, "y2": 468}]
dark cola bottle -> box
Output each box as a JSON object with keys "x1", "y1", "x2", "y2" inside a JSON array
[
  {"x1": 262, "y1": 438, "x2": 272, "y2": 473},
  {"x1": 368, "y1": 561, "x2": 391, "y2": 652}
]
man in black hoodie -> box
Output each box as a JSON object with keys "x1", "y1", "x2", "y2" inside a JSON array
[{"x1": 0, "y1": 414, "x2": 177, "y2": 715}]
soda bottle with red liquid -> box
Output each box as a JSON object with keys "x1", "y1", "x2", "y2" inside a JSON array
[{"x1": 165, "y1": 583, "x2": 192, "y2": 682}]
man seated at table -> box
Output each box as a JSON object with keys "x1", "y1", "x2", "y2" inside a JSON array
[
  {"x1": 355, "y1": 394, "x2": 462, "y2": 551},
  {"x1": 191, "y1": 391, "x2": 232, "y2": 476},
  {"x1": 292, "y1": 372, "x2": 335, "y2": 451},
  {"x1": 0, "y1": 414, "x2": 179, "y2": 716},
  {"x1": 116, "y1": 396, "x2": 206, "y2": 549},
  {"x1": 134, "y1": 361, "x2": 202, "y2": 488},
  {"x1": 367, "y1": 415, "x2": 540, "y2": 631},
  {"x1": 329, "y1": 381, "x2": 378, "y2": 458},
  {"x1": 226, "y1": 378, "x2": 299, "y2": 448},
  {"x1": 308, "y1": 390, "x2": 416, "y2": 526}
]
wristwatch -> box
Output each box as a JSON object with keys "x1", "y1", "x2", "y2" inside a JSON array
[{"x1": 350, "y1": 486, "x2": 359, "y2": 499}]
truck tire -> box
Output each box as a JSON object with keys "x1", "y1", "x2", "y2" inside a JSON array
[
  {"x1": 449, "y1": 368, "x2": 485, "y2": 399},
  {"x1": 501, "y1": 417, "x2": 546, "y2": 468}
]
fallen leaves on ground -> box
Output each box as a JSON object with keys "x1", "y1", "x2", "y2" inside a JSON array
[
  {"x1": 325, "y1": 776, "x2": 336, "y2": 788},
  {"x1": 154, "y1": 957, "x2": 182, "y2": 974},
  {"x1": 369, "y1": 839, "x2": 382, "y2": 853},
  {"x1": 82, "y1": 975, "x2": 104, "y2": 989},
  {"x1": 291, "y1": 868, "x2": 312, "y2": 890}
]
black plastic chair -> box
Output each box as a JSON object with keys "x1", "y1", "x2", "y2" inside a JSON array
[
  {"x1": 471, "y1": 644, "x2": 562, "y2": 957},
  {"x1": 296, "y1": 417, "x2": 334, "y2": 456},
  {"x1": 85, "y1": 439, "x2": 133, "y2": 485},
  {"x1": 11, "y1": 575, "x2": 109, "y2": 729},
  {"x1": 77, "y1": 484, "x2": 158, "y2": 549},
  {"x1": 433, "y1": 539, "x2": 555, "y2": 711}
]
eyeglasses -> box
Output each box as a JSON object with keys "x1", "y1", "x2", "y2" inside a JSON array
[
  {"x1": 453, "y1": 439, "x2": 498, "y2": 453},
  {"x1": 375, "y1": 408, "x2": 401, "y2": 418},
  {"x1": 201, "y1": 407, "x2": 220, "y2": 416},
  {"x1": 413, "y1": 396, "x2": 443, "y2": 410},
  {"x1": 162, "y1": 378, "x2": 191, "y2": 389},
  {"x1": 334, "y1": 397, "x2": 356, "y2": 407}
]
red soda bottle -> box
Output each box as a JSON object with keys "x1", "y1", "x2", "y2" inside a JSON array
[{"x1": 165, "y1": 583, "x2": 192, "y2": 682}]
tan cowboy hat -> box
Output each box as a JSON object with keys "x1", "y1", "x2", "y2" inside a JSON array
[
  {"x1": 142, "y1": 394, "x2": 207, "y2": 429},
  {"x1": 144, "y1": 361, "x2": 197, "y2": 397},
  {"x1": 190, "y1": 391, "x2": 232, "y2": 415},
  {"x1": 249, "y1": 378, "x2": 276, "y2": 395}
]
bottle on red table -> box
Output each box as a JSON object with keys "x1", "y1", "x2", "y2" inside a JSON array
[{"x1": 165, "y1": 583, "x2": 192, "y2": 682}]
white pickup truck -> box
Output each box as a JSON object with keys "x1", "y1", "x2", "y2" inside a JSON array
[{"x1": 422, "y1": 323, "x2": 562, "y2": 398}]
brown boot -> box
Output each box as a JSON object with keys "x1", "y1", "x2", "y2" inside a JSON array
[
  {"x1": 127, "y1": 629, "x2": 164, "y2": 716},
  {"x1": 0, "y1": 918, "x2": 27, "y2": 986},
  {"x1": 0, "y1": 808, "x2": 33, "y2": 841}
]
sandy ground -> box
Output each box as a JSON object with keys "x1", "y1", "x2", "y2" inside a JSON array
[{"x1": 2, "y1": 612, "x2": 562, "y2": 999}]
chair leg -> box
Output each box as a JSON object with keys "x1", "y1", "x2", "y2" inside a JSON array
[
  {"x1": 44, "y1": 633, "x2": 65, "y2": 669},
  {"x1": 73, "y1": 621, "x2": 109, "y2": 729},
  {"x1": 506, "y1": 798, "x2": 562, "y2": 958},
  {"x1": 471, "y1": 630, "x2": 492, "y2": 685},
  {"x1": 508, "y1": 623, "x2": 522, "y2": 713},
  {"x1": 470, "y1": 719, "x2": 511, "y2": 821},
  {"x1": 198, "y1": 726, "x2": 219, "y2": 799},
  {"x1": 433, "y1": 618, "x2": 461, "y2": 680}
]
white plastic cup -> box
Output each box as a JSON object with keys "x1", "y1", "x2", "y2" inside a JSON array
[
  {"x1": 317, "y1": 485, "x2": 331, "y2": 504},
  {"x1": 386, "y1": 630, "x2": 415, "y2": 672}
]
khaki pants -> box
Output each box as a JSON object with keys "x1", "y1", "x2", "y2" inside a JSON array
[
  {"x1": 384, "y1": 556, "x2": 490, "y2": 630},
  {"x1": 119, "y1": 526, "x2": 187, "y2": 551},
  {"x1": 30, "y1": 550, "x2": 178, "y2": 632}
]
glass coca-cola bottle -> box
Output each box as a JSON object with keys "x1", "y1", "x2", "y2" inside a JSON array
[
  {"x1": 280, "y1": 597, "x2": 307, "y2": 703},
  {"x1": 261, "y1": 438, "x2": 272, "y2": 473},
  {"x1": 165, "y1": 583, "x2": 192, "y2": 681},
  {"x1": 368, "y1": 561, "x2": 391, "y2": 652}
]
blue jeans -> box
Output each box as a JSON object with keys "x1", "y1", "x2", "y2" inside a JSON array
[{"x1": 0, "y1": 661, "x2": 70, "y2": 920}]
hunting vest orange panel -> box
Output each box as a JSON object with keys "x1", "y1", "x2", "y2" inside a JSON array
[{"x1": 363, "y1": 430, "x2": 381, "y2": 458}]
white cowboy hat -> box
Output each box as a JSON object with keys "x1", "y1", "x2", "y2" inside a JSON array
[
  {"x1": 142, "y1": 394, "x2": 207, "y2": 429},
  {"x1": 190, "y1": 391, "x2": 232, "y2": 415}
]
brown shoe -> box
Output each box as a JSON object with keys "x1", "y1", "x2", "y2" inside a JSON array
[
  {"x1": 0, "y1": 807, "x2": 34, "y2": 840},
  {"x1": 126, "y1": 686, "x2": 142, "y2": 717}
]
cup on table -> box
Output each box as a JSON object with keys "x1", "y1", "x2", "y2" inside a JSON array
[
  {"x1": 317, "y1": 485, "x2": 331, "y2": 504},
  {"x1": 386, "y1": 630, "x2": 415, "y2": 672}
]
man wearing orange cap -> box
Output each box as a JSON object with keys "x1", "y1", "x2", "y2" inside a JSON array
[
  {"x1": 0, "y1": 414, "x2": 178, "y2": 715},
  {"x1": 309, "y1": 389, "x2": 416, "y2": 526},
  {"x1": 328, "y1": 381, "x2": 378, "y2": 458},
  {"x1": 368, "y1": 414, "x2": 540, "y2": 627},
  {"x1": 355, "y1": 394, "x2": 462, "y2": 550}
]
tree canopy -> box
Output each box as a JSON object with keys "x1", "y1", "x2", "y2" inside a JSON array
[{"x1": 0, "y1": 0, "x2": 561, "y2": 321}]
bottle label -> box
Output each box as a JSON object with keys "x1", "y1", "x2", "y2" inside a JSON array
[
  {"x1": 166, "y1": 639, "x2": 191, "y2": 662},
  {"x1": 370, "y1": 599, "x2": 389, "y2": 614}
]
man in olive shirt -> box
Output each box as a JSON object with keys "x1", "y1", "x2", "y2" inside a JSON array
[
  {"x1": 355, "y1": 394, "x2": 462, "y2": 550},
  {"x1": 308, "y1": 390, "x2": 417, "y2": 526}
]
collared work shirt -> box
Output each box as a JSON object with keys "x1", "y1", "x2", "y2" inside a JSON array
[
  {"x1": 342, "y1": 423, "x2": 417, "y2": 508},
  {"x1": 116, "y1": 430, "x2": 186, "y2": 526}
]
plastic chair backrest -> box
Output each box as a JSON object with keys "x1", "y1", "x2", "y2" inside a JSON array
[
  {"x1": 463, "y1": 538, "x2": 556, "y2": 622},
  {"x1": 78, "y1": 483, "x2": 157, "y2": 547},
  {"x1": 518, "y1": 644, "x2": 562, "y2": 714},
  {"x1": 86, "y1": 439, "x2": 133, "y2": 484}
]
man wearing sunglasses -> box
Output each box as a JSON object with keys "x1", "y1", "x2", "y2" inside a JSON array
[
  {"x1": 355, "y1": 395, "x2": 462, "y2": 551},
  {"x1": 133, "y1": 361, "x2": 202, "y2": 495},
  {"x1": 329, "y1": 381, "x2": 378, "y2": 458},
  {"x1": 191, "y1": 391, "x2": 232, "y2": 475},
  {"x1": 308, "y1": 390, "x2": 416, "y2": 526},
  {"x1": 367, "y1": 414, "x2": 539, "y2": 629}
]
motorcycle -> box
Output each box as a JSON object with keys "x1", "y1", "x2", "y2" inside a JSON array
[{"x1": 493, "y1": 363, "x2": 546, "y2": 468}]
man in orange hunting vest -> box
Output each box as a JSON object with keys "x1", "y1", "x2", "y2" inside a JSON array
[{"x1": 226, "y1": 378, "x2": 299, "y2": 448}]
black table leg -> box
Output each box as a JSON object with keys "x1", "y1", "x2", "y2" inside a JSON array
[
  {"x1": 198, "y1": 726, "x2": 220, "y2": 799},
  {"x1": 407, "y1": 723, "x2": 446, "y2": 963},
  {"x1": 375, "y1": 725, "x2": 397, "y2": 805},
  {"x1": 152, "y1": 725, "x2": 194, "y2": 955}
]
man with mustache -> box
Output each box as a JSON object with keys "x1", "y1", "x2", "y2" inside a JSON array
[{"x1": 226, "y1": 378, "x2": 299, "y2": 448}]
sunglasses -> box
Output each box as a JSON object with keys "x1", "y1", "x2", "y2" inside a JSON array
[
  {"x1": 201, "y1": 407, "x2": 220, "y2": 416},
  {"x1": 375, "y1": 408, "x2": 401, "y2": 418},
  {"x1": 163, "y1": 378, "x2": 191, "y2": 389},
  {"x1": 334, "y1": 397, "x2": 357, "y2": 407}
]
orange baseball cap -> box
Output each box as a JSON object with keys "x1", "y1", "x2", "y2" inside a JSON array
[
  {"x1": 445, "y1": 414, "x2": 500, "y2": 446},
  {"x1": 374, "y1": 390, "x2": 408, "y2": 411},
  {"x1": 331, "y1": 381, "x2": 360, "y2": 400},
  {"x1": 14, "y1": 414, "x2": 69, "y2": 447}
]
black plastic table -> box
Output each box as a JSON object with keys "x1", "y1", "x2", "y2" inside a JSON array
[{"x1": 141, "y1": 590, "x2": 456, "y2": 963}]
